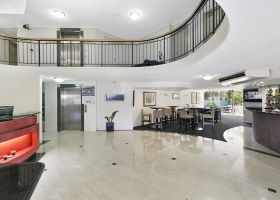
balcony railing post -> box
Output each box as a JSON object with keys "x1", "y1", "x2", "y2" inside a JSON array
[
  {"x1": 192, "y1": 21, "x2": 195, "y2": 52},
  {"x1": 101, "y1": 42, "x2": 103, "y2": 66},
  {"x1": 212, "y1": 0, "x2": 215, "y2": 33},
  {"x1": 131, "y1": 42, "x2": 134, "y2": 66},
  {"x1": 163, "y1": 36, "x2": 166, "y2": 63},
  {"x1": 38, "y1": 40, "x2": 40, "y2": 66}
]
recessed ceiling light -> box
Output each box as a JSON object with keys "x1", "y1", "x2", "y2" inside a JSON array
[
  {"x1": 221, "y1": 82, "x2": 229, "y2": 86},
  {"x1": 202, "y1": 74, "x2": 214, "y2": 80},
  {"x1": 54, "y1": 77, "x2": 64, "y2": 83},
  {"x1": 129, "y1": 11, "x2": 141, "y2": 20},
  {"x1": 53, "y1": 9, "x2": 66, "y2": 18}
]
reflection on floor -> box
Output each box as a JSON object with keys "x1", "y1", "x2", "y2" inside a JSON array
[
  {"x1": 32, "y1": 127, "x2": 280, "y2": 200},
  {"x1": 224, "y1": 126, "x2": 280, "y2": 158}
]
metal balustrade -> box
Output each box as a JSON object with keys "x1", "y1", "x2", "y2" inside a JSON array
[{"x1": 0, "y1": 0, "x2": 225, "y2": 67}]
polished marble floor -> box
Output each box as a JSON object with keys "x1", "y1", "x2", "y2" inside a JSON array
[{"x1": 31, "y1": 127, "x2": 280, "y2": 200}]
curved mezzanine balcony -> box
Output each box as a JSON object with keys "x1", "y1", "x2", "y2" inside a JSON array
[{"x1": 0, "y1": 0, "x2": 225, "y2": 67}]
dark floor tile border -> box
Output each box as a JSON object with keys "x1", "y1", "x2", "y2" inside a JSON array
[
  {"x1": 40, "y1": 140, "x2": 51, "y2": 145},
  {"x1": 24, "y1": 153, "x2": 46, "y2": 162},
  {"x1": 243, "y1": 146, "x2": 280, "y2": 159}
]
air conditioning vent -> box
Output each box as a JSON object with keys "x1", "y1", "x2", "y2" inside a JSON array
[
  {"x1": 219, "y1": 69, "x2": 270, "y2": 86},
  {"x1": 219, "y1": 71, "x2": 246, "y2": 82}
]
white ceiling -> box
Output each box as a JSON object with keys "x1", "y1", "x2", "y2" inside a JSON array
[
  {"x1": 0, "y1": 0, "x2": 200, "y2": 39},
  {"x1": 1, "y1": 0, "x2": 280, "y2": 91},
  {"x1": 0, "y1": 0, "x2": 26, "y2": 14}
]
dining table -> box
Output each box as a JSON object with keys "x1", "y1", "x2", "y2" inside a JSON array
[{"x1": 149, "y1": 106, "x2": 165, "y2": 110}]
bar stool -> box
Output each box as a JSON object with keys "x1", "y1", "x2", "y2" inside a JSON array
[
  {"x1": 178, "y1": 109, "x2": 193, "y2": 131},
  {"x1": 162, "y1": 107, "x2": 172, "y2": 124},
  {"x1": 202, "y1": 109, "x2": 215, "y2": 128},
  {"x1": 152, "y1": 110, "x2": 164, "y2": 130},
  {"x1": 141, "y1": 108, "x2": 152, "y2": 125}
]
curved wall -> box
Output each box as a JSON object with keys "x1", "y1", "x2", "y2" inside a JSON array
[{"x1": 252, "y1": 111, "x2": 280, "y2": 153}]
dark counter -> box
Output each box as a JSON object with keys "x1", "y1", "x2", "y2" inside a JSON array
[
  {"x1": 0, "y1": 111, "x2": 40, "y2": 122},
  {"x1": 13, "y1": 111, "x2": 40, "y2": 119},
  {"x1": 0, "y1": 162, "x2": 44, "y2": 200},
  {"x1": 252, "y1": 111, "x2": 280, "y2": 153}
]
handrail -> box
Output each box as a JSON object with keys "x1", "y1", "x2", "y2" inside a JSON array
[{"x1": 0, "y1": 0, "x2": 225, "y2": 67}]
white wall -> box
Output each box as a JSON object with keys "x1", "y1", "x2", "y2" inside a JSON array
[
  {"x1": 0, "y1": 67, "x2": 42, "y2": 140},
  {"x1": 0, "y1": 67, "x2": 40, "y2": 114},
  {"x1": 133, "y1": 89, "x2": 204, "y2": 127},
  {"x1": 82, "y1": 83, "x2": 97, "y2": 132},
  {"x1": 97, "y1": 81, "x2": 133, "y2": 130},
  {"x1": 44, "y1": 82, "x2": 57, "y2": 132}
]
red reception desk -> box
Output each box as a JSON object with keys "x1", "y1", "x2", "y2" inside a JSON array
[{"x1": 0, "y1": 113, "x2": 39, "y2": 164}]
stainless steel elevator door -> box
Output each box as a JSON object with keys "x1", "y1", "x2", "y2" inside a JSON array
[{"x1": 61, "y1": 87, "x2": 81, "y2": 130}]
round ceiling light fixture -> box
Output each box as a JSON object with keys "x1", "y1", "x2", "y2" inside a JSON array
[
  {"x1": 54, "y1": 77, "x2": 65, "y2": 83},
  {"x1": 53, "y1": 9, "x2": 66, "y2": 18},
  {"x1": 202, "y1": 74, "x2": 215, "y2": 80},
  {"x1": 129, "y1": 11, "x2": 142, "y2": 20}
]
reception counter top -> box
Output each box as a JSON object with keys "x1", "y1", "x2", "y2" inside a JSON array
[
  {"x1": 13, "y1": 111, "x2": 40, "y2": 119},
  {"x1": 252, "y1": 111, "x2": 280, "y2": 153}
]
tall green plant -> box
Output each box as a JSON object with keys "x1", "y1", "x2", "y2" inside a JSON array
[{"x1": 105, "y1": 111, "x2": 118, "y2": 123}]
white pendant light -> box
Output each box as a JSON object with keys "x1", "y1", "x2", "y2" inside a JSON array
[
  {"x1": 202, "y1": 74, "x2": 215, "y2": 80},
  {"x1": 54, "y1": 77, "x2": 64, "y2": 83},
  {"x1": 53, "y1": 9, "x2": 66, "y2": 18},
  {"x1": 129, "y1": 11, "x2": 142, "y2": 20}
]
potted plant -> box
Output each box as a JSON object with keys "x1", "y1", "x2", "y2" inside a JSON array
[{"x1": 105, "y1": 111, "x2": 118, "y2": 132}]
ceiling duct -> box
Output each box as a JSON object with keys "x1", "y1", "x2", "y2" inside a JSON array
[{"x1": 219, "y1": 69, "x2": 270, "y2": 86}]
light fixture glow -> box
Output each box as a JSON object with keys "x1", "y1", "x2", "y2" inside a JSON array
[
  {"x1": 129, "y1": 11, "x2": 141, "y2": 20},
  {"x1": 54, "y1": 77, "x2": 64, "y2": 83},
  {"x1": 221, "y1": 82, "x2": 230, "y2": 86},
  {"x1": 53, "y1": 9, "x2": 66, "y2": 18},
  {"x1": 202, "y1": 74, "x2": 214, "y2": 80}
]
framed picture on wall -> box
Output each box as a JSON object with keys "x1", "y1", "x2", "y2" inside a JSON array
[
  {"x1": 143, "y1": 92, "x2": 156, "y2": 107},
  {"x1": 105, "y1": 94, "x2": 125, "y2": 101},
  {"x1": 191, "y1": 92, "x2": 197, "y2": 104},
  {"x1": 196, "y1": 93, "x2": 200, "y2": 104},
  {"x1": 172, "y1": 93, "x2": 180, "y2": 99}
]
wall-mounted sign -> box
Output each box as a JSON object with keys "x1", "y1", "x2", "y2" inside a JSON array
[
  {"x1": 105, "y1": 94, "x2": 125, "y2": 101},
  {"x1": 82, "y1": 86, "x2": 95, "y2": 104}
]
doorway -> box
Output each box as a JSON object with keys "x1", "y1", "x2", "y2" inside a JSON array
[
  {"x1": 57, "y1": 28, "x2": 84, "y2": 66},
  {"x1": 9, "y1": 40, "x2": 17, "y2": 65},
  {"x1": 58, "y1": 85, "x2": 84, "y2": 131}
]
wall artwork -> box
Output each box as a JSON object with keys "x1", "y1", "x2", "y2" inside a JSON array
[
  {"x1": 105, "y1": 94, "x2": 125, "y2": 101},
  {"x1": 172, "y1": 93, "x2": 180, "y2": 99},
  {"x1": 143, "y1": 92, "x2": 156, "y2": 107},
  {"x1": 191, "y1": 92, "x2": 197, "y2": 104},
  {"x1": 82, "y1": 86, "x2": 95, "y2": 104},
  {"x1": 196, "y1": 93, "x2": 201, "y2": 104}
]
